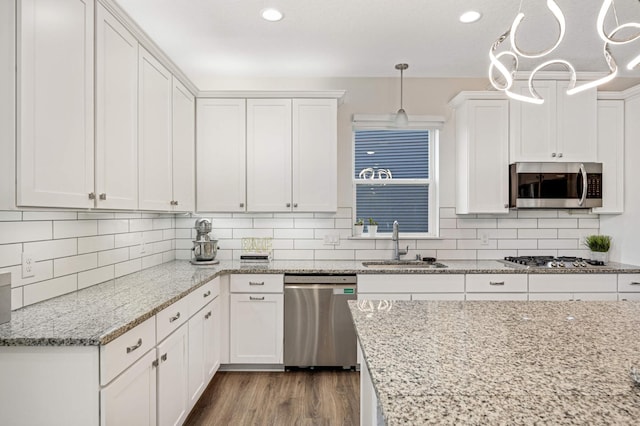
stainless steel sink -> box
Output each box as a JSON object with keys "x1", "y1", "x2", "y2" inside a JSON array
[{"x1": 362, "y1": 261, "x2": 448, "y2": 269}]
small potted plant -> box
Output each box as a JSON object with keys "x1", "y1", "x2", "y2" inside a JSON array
[
  {"x1": 584, "y1": 235, "x2": 612, "y2": 264},
  {"x1": 353, "y1": 218, "x2": 364, "y2": 237},
  {"x1": 367, "y1": 218, "x2": 378, "y2": 237}
]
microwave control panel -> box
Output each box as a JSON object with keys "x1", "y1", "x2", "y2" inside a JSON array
[{"x1": 587, "y1": 175, "x2": 602, "y2": 198}]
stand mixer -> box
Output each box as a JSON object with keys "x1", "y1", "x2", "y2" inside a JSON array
[{"x1": 190, "y1": 218, "x2": 219, "y2": 265}]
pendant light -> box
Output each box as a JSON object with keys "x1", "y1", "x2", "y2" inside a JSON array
[{"x1": 394, "y1": 63, "x2": 409, "y2": 127}]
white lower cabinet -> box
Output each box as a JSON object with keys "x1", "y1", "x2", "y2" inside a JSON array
[
  {"x1": 101, "y1": 349, "x2": 157, "y2": 426},
  {"x1": 617, "y1": 273, "x2": 640, "y2": 301},
  {"x1": 230, "y1": 293, "x2": 284, "y2": 364},
  {"x1": 465, "y1": 274, "x2": 528, "y2": 300},
  {"x1": 157, "y1": 324, "x2": 189, "y2": 426}
]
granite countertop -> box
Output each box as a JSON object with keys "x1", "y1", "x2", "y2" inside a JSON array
[
  {"x1": 2, "y1": 259, "x2": 640, "y2": 347},
  {"x1": 349, "y1": 300, "x2": 640, "y2": 425}
]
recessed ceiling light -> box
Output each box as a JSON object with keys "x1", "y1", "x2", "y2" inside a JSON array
[
  {"x1": 459, "y1": 10, "x2": 482, "y2": 24},
  {"x1": 261, "y1": 8, "x2": 284, "y2": 22}
]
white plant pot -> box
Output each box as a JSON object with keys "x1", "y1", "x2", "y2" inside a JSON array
[
  {"x1": 353, "y1": 224, "x2": 364, "y2": 237},
  {"x1": 367, "y1": 225, "x2": 378, "y2": 237},
  {"x1": 590, "y1": 250, "x2": 609, "y2": 264}
]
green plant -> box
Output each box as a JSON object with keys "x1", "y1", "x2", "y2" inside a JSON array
[
  {"x1": 354, "y1": 218, "x2": 364, "y2": 226},
  {"x1": 584, "y1": 235, "x2": 612, "y2": 252},
  {"x1": 367, "y1": 218, "x2": 378, "y2": 226}
]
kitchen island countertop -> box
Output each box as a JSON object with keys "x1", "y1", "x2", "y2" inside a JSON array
[{"x1": 349, "y1": 299, "x2": 640, "y2": 425}]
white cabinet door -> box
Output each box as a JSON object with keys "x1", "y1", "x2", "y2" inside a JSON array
[
  {"x1": 292, "y1": 98, "x2": 337, "y2": 212},
  {"x1": 157, "y1": 324, "x2": 189, "y2": 426},
  {"x1": 556, "y1": 80, "x2": 597, "y2": 162},
  {"x1": 593, "y1": 100, "x2": 624, "y2": 214},
  {"x1": 187, "y1": 302, "x2": 207, "y2": 410},
  {"x1": 196, "y1": 98, "x2": 246, "y2": 212},
  {"x1": 172, "y1": 77, "x2": 195, "y2": 212},
  {"x1": 246, "y1": 99, "x2": 292, "y2": 212},
  {"x1": 510, "y1": 80, "x2": 556, "y2": 162},
  {"x1": 230, "y1": 293, "x2": 284, "y2": 364},
  {"x1": 138, "y1": 47, "x2": 173, "y2": 211},
  {"x1": 101, "y1": 349, "x2": 157, "y2": 426},
  {"x1": 18, "y1": 0, "x2": 94, "y2": 208},
  {"x1": 357, "y1": 293, "x2": 411, "y2": 301},
  {"x1": 455, "y1": 99, "x2": 509, "y2": 214},
  {"x1": 204, "y1": 296, "x2": 221, "y2": 381},
  {"x1": 95, "y1": 3, "x2": 138, "y2": 210}
]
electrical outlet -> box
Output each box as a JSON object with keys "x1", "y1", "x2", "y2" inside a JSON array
[
  {"x1": 480, "y1": 232, "x2": 490, "y2": 246},
  {"x1": 140, "y1": 243, "x2": 148, "y2": 255},
  {"x1": 22, "y1": 252, "x2": 35, "y2": 278}
]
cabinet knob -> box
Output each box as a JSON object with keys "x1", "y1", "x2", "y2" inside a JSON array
[
  {"x1": 161, "y1": 353, "x2": 167, "y2": 362},
  {"x1": 557, "y1": 153, "x2": 563, "y2": 158},
  {"x1": 88, "y1": 192, "x2": 96, "y2": 200},
  {"x1": 240, "y1": 203, "x2": 245, "y2": 208},
  {"x1": 504, "y1": 203, "x2": 509, "y2": 209},
  {"x1": 286, "y1": 203, "x2": 291, "y2": 208},
  {"x1": 551, "y1": 153, "x2": 557, "y2": 158},
  {"x1": 99, "y1": 193, "x2": 107, "y2": 200},
  {"x1": 205, "y1": 311, "x2": 212, "y2": 320},
  {"x1": 293, "y1": 203, "x2": 298, "y2": 208},
  {"x1": 174, "y1": 200, "x2": 178, "y2": 206}
]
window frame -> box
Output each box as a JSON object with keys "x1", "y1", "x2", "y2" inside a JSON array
[{"x1": 351, "y1": 114, "x2": 443, "y2": 239}]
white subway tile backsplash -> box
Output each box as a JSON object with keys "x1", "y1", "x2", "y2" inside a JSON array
[
  {"x1": 271, "y1": 239, "x2": 294, "y2": 250},
  {"x1": 315, "y1": 250, "x2": 355, "y2": 260},
  {"x1": 114, "y1": 232, "x2": 143, "y2": 248},
  {"x1": 334, "y1": 218, "x2": 352, "y2": 229},
  {"x1": 78, "y1": 265, "x2": 114, "y2": 290},
  {"x1": 233, "y1": 228, "x2": 274, "y2": 238},
  {"x1": 439, "y1": 229, "x2": 476, "y2": 239},
  {"x1": 439, "y1": 208, "x2": 458, "y2": 219},
  {"x1": 0, "y1": 211, "x2": 22, "y2": 221},
  {"x1": 340, "y1": 239, "x2": 377, "y2": 250},
  {"x1": 557, "y1": 228, "x2": 599, "y2": 239},
  {"x1": 272, "y1": 249, "x2": 314, "y2": 260},
  {"x1": 498, "y1": 239, "x2": 537, "y2": 250},
  {"x1": 254, "y1": 218, "x2": 294, "y2": 229},
  {"x1": 209, "y1": 218, "x2": 253, "y2": 229},
  {"x1": 23, "y1": 211, "x2": 77, "y2": 221},
  {"x1": 98, "y1": 247, "x2": 130, "y2": 267},
  {"x1": 129, "y1": 219, "x2": 153, "y2": 233},
  {"x1": 0, "y1": 221, "x2": 52, "y2": 244},
  {"x1": 23, "y1": 275, "x2": 77, "y2": 306},
  {"x1": 498, "y1": 218, "x2": 537, "y2": 229},
  {"x1": 142, "y1": 254, "x2": 163, "y2": 269},
  {"x1": 538, "y1": 218, "x2": 578, "y2": 229},
  {"x1": 78, "y1": 212, "x2": 115, "y2": 220},
  {"x1": 558, "y1": 210, "x2": 598, "y2": 219},
  {"x1": 175, "y1": 229, "x2": 191, "y2": 239},
  {"x1": 517, "y1": 229, "x2": 558, "y2": 239},
  {"x1": 484, "y1": 229, "x2": 518, "y2": 239},
  {"x1": 517, "y1": 249, "x2": 558, "y2": 257},
  {"x1": 0, "y1": 244, "x2": 22, "y2": 268},
  {"x1": 163, "y1": 229, "x2": 176, "y2": 240},
  {"x1": 457, "y1": 218, "x2": 497, "y2": 229},
  {"x1": 517, "y1": 210, "x2": 558, "y2": 218},
  {"x1": 436, "y1": 250, "x2": 477, "y2": 259},
  {"x1": 54, "y1": 220, "x2": 97, "y2": 239},
  {"x1": 175, "y1": 239, "x2": 194, "y2": 250},
  {"x1": 153, "y1": 218, "x2": 173, "y2": 230},
  {"x1": 142, "y1": 230, "x2": 164, "y2": 243},
  {"x1": 98, "y1": 219, "x2": 129, "y2": 235},
  {"x1": 23, "y1": 239, "x2": 77, "y2": 262},
  {"x1": 416, "y1": 239, "x2": 456, "y2": 250},
  {"x1": 579, "y1": 218, "x2": 600, "y2": 229},
  {"x1": 54, "y1": 253, "x2": 98, "y2": 277},
  {"x1": 457, "y1": 239, "x2": 497, "y2": 250},
  {"x1": 294, "y1": 218, "x2": 334, "y2": 229},
  {"x1": 274, "y1": 229, "x2": 314, "y2": 239},
  {"x1": 162, "y1": 251, "x2": 176, "y2": 263},
  {"x1": 477, "y1": 250, "x2": 517, "y2": 260},
  {"x1": 78, "y1": 235, "x2": 114, "y2": 254},
  {"x1": 274, "y1": 212, "x2": 313, "y2": 219},
  {"x1": 114, "y1": 258, "x2": 142, "y2": 278},
  {"x1": 355, "y1": 250, "x2": 393, "y2": 260},
  {"x1": 439, "y1": 218, "x2": 457, "y2": 229},
  {"x1": 153, "y1": 240, "x2": 172, "y2": 254},
  {"x1": 294, "y1": 239, "x2": 329, "y2": 250},
  {"x1": 537, "y1": 239, "x2": 578, "y2": 250},
  {"x1": 11, "y1": 288, "x2": 23, "y2": 310},
  {"x1": 114, "y1": 212, "x2": 142, "y2": 219},
  {"x1": 3, "y1": 260, "x2": 53, "y2": 288}
]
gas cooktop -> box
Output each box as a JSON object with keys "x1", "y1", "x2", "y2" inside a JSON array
[{"x1": 501, "y1": 256, "x2": 605, "y2": 269}]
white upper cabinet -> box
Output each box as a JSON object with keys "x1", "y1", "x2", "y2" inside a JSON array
[
  {"x1": 138, "y1": 47, "x2": 173, "y2": 211},
  {"x1": 246, "y1": 99, "x2": 293, "y2": 212},
  {"x1": 292, "y1": 98, "x2": 338, "y2": 212},
  {"x1": 172, "y1": 77, "x2": 195, "y2": 212},
  {"x1": 95, "y1": 4, "x2": 138, "y2": 210},
  {"x1": 593, "y1": 100, "x2": 624, "y2": 214},
  {"x1": 17, "y1": 0, "x2": 95, "y2": 208},
  {"x1": 196, "y1": 99, "x2": 247, "y2": 212},
  {"x1": 510, "y1": 80, "x2": 597, "y2": 162},
  {"x1": 454, "y1": 97, "x2": 510, "y2": 214}
]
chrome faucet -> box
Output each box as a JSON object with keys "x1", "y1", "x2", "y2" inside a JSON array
[{"x1": 392, "y1": 221, "x2": 409, "y2": 261}]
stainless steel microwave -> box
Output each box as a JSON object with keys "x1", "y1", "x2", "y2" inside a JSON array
[{"x1": 509, "y1": 162, "x2": 603, "y2": 209}]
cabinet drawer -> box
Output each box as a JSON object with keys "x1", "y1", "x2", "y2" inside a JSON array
[
  {"x1": 100, "y1": 316, "x2": 156, "y2": 386},
  {"x1": 619, "y1": 292, "x2": 640, "y2": 301},
  {"x1": 465, "y1": 293, "x2": 528, "y2": 301},
  {"x1": 529, "y1": 292, "x2": 618, "y2": 301},
  {"x1": 412, "y1": 293, "x2": 465, "y2": 301},
  {"x1": 186, "y1": 278, "x2": 220, "y2": 317},
  {"x1": 357, "y1": 293, "x2": 411, "y2": 301},
  {"x1": 618, "y1": 274, "x2": 640, "y2": 292},
  {"x1": 230, "y1": 274, "x2": 283, "y2": 293},
  {"x1": 465, "y1": 274, "x2": 527, "y2": 293},
  {"x1": 357, "y1": 274, "x2": 465, "y2": 293},
  {"x1": 528, "y1": 274, "x2": 617, "y2": 293},
  {"x1": 156, "y1": 296, "x2": 190, "y2": 343}
]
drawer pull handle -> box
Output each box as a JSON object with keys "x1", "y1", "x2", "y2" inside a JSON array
[
  {"x1": 169, "y1": 312, "x2": 181, "y2": 323},
  {"x1": 250, "y1": 296, "x2": 265, "y2": 301},
  {"x1": 249, "y1": 281, "x2": 265, "y2": 286},
  {"x1": 161, "y1": 353, "x2": 167, "y2": 362},
  {"x1": 126, "y1": 338, "x2": 143, "y2": 354},
  {"x1": 205, "y1": 311, "x2": 212, "y2": 319},
  {"x1": 203, "y1": 290, "x2": 211, "y2": 297},
  {"x1": 631, "y1": 282, "x2": 640, "y2": 286},
  {"x1": 489, "y1": 281, "x2": 505, "y2": 286}
]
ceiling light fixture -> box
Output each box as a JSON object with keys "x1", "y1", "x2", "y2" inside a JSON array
[
  {"x1": 459, "y1": 11, "x2": 482, "y2": 24},
  {"x1": 394, "y1": 63, "x2": 409, "y2": 128},
  {"x1": 489, "y1": 0, "x2": 639, "y2": 104},
  {"x1": 261, "y1": 8, "x2": 284, "y2": 22}
]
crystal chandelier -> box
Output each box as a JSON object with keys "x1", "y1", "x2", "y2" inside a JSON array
[{"x1": 489, "y1": 0, "x2": 639, "y2": 104}]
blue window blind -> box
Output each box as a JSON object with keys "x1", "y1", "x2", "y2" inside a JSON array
[
  {"x1": 354, "y1": 129, "x2": 431, "y2": 234},
  {"x1": 354, "y1": 130, "x2": 429, "y2": 179},
  {"x1": 356, "y1": 184, "x2": 429, "y2": 233}
]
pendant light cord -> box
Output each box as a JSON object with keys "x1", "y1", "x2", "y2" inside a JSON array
[{"x1": 400, "y1": 68, "x2": 404, "y2": 109}]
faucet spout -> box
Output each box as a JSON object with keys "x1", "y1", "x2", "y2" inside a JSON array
[{"x1": 392, "y1": 221, "x2": 408, "y2": 260}]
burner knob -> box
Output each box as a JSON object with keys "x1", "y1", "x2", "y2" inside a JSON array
[
  {"x1": 572, "y1": 261, "x2": 579, "y2": 267},
  {"x1": 559, "y1": 262, "x2": 565, "y2": 267},
  {"x1": 550, "y1": 261, "x2": 557, "y2": 267},
  {"x1": 580, "y1": 262, "x2": 588, "y2": 267}
]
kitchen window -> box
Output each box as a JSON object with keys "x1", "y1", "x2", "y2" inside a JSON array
[{"x1": 352, "y1": 120, "x2": 439, "y2": 237}]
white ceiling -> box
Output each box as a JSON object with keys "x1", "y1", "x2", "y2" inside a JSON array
[{"x1": 114, "y1": 0, "x2": 640, "y2": 88}]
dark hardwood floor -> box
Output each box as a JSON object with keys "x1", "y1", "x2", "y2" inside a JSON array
[{"x1": 184, "y1": 370, "x2": 360, "y2": 426}]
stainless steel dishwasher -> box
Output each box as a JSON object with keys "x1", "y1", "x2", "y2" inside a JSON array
[{"x1": 284, "y1": 274, "x2": 357, "y2": 368}]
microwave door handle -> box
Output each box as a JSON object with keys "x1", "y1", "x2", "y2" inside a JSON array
[{"x1": 578, "y1": 163, "x2": 587, "y2": 206}]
